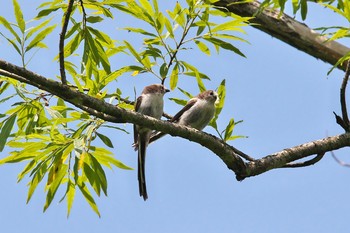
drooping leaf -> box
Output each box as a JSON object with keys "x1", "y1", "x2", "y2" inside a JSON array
[
  {"x1": 96, "y1": 132, "x2": 114, "y2": 148},
  {"x1": 0, "y1": 114, "x2": 17, "y2": 152}
]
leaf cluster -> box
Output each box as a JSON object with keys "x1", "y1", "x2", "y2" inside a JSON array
[{"x1": 0, "y1": 0, "x2": 251, "y2": 216}]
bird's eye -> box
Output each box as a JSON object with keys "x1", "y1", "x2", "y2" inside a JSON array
[{"x1": 210, "y1": 91, "x2": 214, "y2": 96}]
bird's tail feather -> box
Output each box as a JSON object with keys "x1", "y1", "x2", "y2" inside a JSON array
[{"x1": 138, "y1": 137, "x2": 148, "y2": 200}]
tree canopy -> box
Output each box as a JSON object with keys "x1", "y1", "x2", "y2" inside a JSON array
[{"x1": 0, "y1": 0, "x2": 349, "y2": 217}]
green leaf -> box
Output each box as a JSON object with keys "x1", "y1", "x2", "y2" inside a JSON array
[
  {"x1": 170, "y1": 64, "x2": 179, "y2": 90},
  {"x1": 122, "y1": 27, "x2": 157, "y2": 37},
  {"x1": 224, "y1": 118, "x2": 235, "y2": 141},
  {"x1": 124, "y1": 40, "x2": 143, "y2": 64},
  {"x1": 140, "y1": 0, "x2": 154, "y2": 16},
  {"x1": 0, "y1": 114, "x2": 17, "y2": 152},
  {"x1": 203, "y1": 37, "x2": 246, "y2": 57},
  {"x1": 178, "y1": 87, "x2": 193, "y2": 99},
  {"x1": 96, "y1": 132, "x2": 114, "y2": 148},
  {"x1": 300, "y1": 0, "x2": 308, "y2": 20},
  {"x1": 78, "y1": 182, "x2": 101, "y2": 217},
  {"x1": 181, "y1": 61, "x2": 206, "y2": 92},
  {"x1": 63, "y1": 31, "x2": 83, "y2": 58},
  {"x1": 169, "y1": 97, "x2": 188, "y2": 106},
  {"x1": 25, "y1": 25, "x2": 57, "y2": 52},
  {"x1": 216, "y1": 79, "x2": 226, "y2": 117},
  {"x1": 92, "y1": 148, "x2": 132, "y2": 170},
  {"x1": 26, "y1": 18, "x2": 52, "y2": 40},
  {"x1": 160, "y1": 63, "x2": 168, "y2": 78},
  {"x1": 36, "y1": 6, "x2": 61, "y2": 18},
  {"x1": 27, "y1": 161, "x2": 48, "y2": 203},
  {"x1": 0, "y1": 33, "x2": 21, "y2": 55},
  {"x1": 195, "y1": 40, "x2": 210, "y2": 56},
  {"x1": 0, "y1": 16, "x2": 21, "y2": 43},
  {"x1": 13, "y1": 0, "x2": 25, "y2": 33},
  {"x1": 65, "y1": 179, "x2": 75, "y2": 218},
  {"x1": 44, "y1": 164, "x2": 67, "y2": 212},
  {"x1": 86, "y1": 16, "x2": 104, "y2": 23}
]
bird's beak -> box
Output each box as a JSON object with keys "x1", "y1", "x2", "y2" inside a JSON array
[{"x1": 165, "y1": 88, "x2": 170, "y2": 93}]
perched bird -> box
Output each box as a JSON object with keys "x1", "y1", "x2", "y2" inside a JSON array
[
  {"x1": 136, "y1": 90, "x2": 218, "y2": 146},
  {"x1": 134, "y1": 84, "x2": 169, "y2": 200}
]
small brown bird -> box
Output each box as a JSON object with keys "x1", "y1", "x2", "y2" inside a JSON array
[{"x1": 134, "y1": 84, "x2": 169, "y2": 200}]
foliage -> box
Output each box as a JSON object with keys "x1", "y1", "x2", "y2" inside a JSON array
[{"x1": 0, "y1": 0, "x2": 250, "y2": 216}]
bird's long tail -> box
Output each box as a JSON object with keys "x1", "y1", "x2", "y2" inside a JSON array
[{"x1": 138, "y1": 136, "x2": 148, "y2": 200}]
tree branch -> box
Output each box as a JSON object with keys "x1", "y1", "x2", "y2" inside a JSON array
[
  {"x1": 59, "y1": 0, "x2": 75, "y2": 85},
  {"x1": 216, "y1": 0, "x2": 350, "y2": 71},
  {"x1": 1, "y1": 59, "x2": 350, "y2": 181}
]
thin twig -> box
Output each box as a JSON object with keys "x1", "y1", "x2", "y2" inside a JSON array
[
  {"x1": 339, "y1": 59, "x2": 350, "y2": 131},
  {"x1": 331, "y1": 150, "x2": 350, "y2": 167},
  {"x1": 59, "y1": 0, "x2": 75, "y2": 85},
  {"x1": 231, "y1": 147, "x2": 255, "y2": 161},
  {"x1": 282, "y1": 153, "x2": 325, "y2": 168}
]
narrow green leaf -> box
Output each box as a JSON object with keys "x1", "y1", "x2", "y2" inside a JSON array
[
  {"x1": 25, "y1": 17, "x2": 52, "y2": 40},
  {"x1": 13, "y1": 0, "x2": 25, "y2": 33},
  {"x1": 203, "y1": 37, "x2": 246, "y2": 57},
  {"x1": 216, "y1": 79, "x2": 226, "y2": 117},
  {"x1": 86, "y1": 16, "x2": 104, "y2": 23},
  {"x1": 164, "y1": 17, "x2": 174, "y2": 38},
  {"x1": 300, "y1": 0, "x2": 308, "y2": 20},
  {"x1": 224, "y1": 118, "x2": 235, "y2": 141},
  {"x1": 36, "y1": 6, "x2": 61, "y2": 18},
  {"x1": 0, "y1": 114, "x2": 17, "y2": 152},
  {"x1": 122, "y1": 27, "x2": 157, "y2": 37},
  {"x1": 169, "y1": 97, "x2": 188, "y2": 106},
  {"x1": 170, "y1": 64, "x2": 179, "y2": 90},
  {"x1": 0, "y1": 16, "x2": 21, "y2": 43},
  {"x1": 44, "y1": 164, "x2": 67, "y2": 212},
  {"x1": 124, "y1": 40, "x2": 142, "y2": 63},
  {"x1": 177, "y1": 87, "x2": 193, "y2": 98},
  {"x1": 66, "y1": 180, "x2": 75, "y2": 217},
  {"x1": 90, "y1": 154, "x2": 108, "y2": 196},
  {"x1": 78, "y1": 182, "x2": 101, "y2": 217},
  {"x1": 0, "y1": 33, "x2": 21, "y2": 55},
  {"x1": 27, "y1": 161, "x2": 48, "y2": 203},
  {"x1": 96, "y1": 132, "x2": 114, "y2": 148},
  {"x1": 195, "y1": 40, "x2": 210, "y2": 56},
  {"x1": 140, "y1": 0, "x2": 154, "y2": 16},
  {"x1": 25, "y1": 25, "x2": 57, "y2": 52}
]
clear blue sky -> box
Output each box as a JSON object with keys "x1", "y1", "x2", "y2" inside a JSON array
[{"x1": 0, "y1": 1, "x2": 349, "y2": 233}]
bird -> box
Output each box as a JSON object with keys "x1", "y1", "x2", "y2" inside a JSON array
[
  {"x1": 134, "y1": 84, "x2": 169, "y2": 200},
  {"x1": 135, "y1": 90, "x2": 218, "y2": 147}
]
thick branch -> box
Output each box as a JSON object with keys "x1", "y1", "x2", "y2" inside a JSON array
[
  {"x1": 0, "y1": 59, "x2": 247, "y2": 178},
  {"x1": 1, "y1": 60, "x2": 350, "y2": 180},
  {"x1": 216, "y1": 0, "x2": 350, "y2": 71}
]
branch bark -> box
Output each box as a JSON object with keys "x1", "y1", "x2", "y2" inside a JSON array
[
  {"x1": 216, "y1": 0, "x2": 350, "y2": 71},
  {"x1": 1, "y1": 59, "x2": 350, "y2": 180}
]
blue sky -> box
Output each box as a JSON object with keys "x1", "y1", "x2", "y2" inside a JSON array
[{"x1": 0, "y1": 1, "x2": 349, "y2": 233}]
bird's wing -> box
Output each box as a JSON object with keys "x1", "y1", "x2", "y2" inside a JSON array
[
  {"x1": 134, "y1": 95, "x2": 143, "y2": 144},
  {"x1": 170, "y1": 98, "x2": 197, "y2": 123}
]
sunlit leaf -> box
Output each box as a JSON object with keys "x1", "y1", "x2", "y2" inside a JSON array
[
  {"x1": 224, "y1": 118, "x2": 235, "y2": 141},
  {"x1": 13, "y1": 0, "x2": 25, "y2": 33},
  {"x1": 170, "y1": 63, "x2": 179, "y2": 90},
  {"x1": 0, "y1": 114, "x2": 17, "y2": 152},
  {"x1": 26, "y1": 25, "x2": 57, "y2": 52}
]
